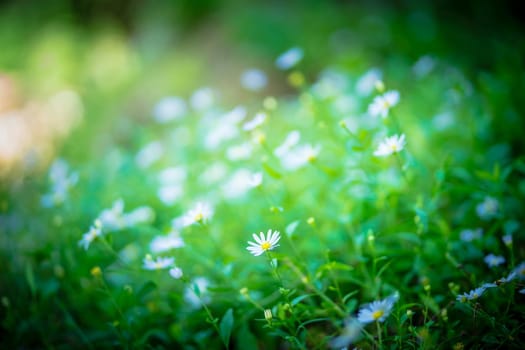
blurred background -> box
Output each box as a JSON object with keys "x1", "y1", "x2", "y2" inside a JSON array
[{"x1": 1, "y1": 0, "x2": 525, "y2": 348}]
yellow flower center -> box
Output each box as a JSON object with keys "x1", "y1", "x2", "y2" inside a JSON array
[
  {"x1": 194, "y1": 213, "x2": 203, "y2": 222},
  {"x1": 261, "y1": 241, "x2": 271, "y2": 250},
  {"x1": 372, "y1": 310, "x2": 384, "y2": 320},
  {"x1": 391, "y1": 144, "x2": 398, "y2": 152}
]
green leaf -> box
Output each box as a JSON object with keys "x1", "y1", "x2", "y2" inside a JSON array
[
  {"x1": 25, "y1": 263, "x2": 36, "y2": 296},
  {"x1": 262, "y1": 162, "x2": 282, "y2": 179},
  {"x1": 219, "y1": 308, "x2": 234, "y2": 347},
  {"x1": 137, "y1": 281, "x2": 157, "y2": 300}
]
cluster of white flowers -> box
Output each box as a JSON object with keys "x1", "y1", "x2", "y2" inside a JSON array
[
  {"x1": 79, "y1": 199, "x2": 154, "y2": 250},
  {"x1": 41, "y1": 159, "x2": 78, "y2": 208},
  {"x1": 456, "y1": 262, "x2": 525, "y2": 303}
]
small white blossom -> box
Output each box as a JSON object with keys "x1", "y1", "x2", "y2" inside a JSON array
[
  {"x1": 280, "y1": 144, "x2": 321, "y2": 171},
  {"x1": 275, "y1": 47, "x2": 303, "y2": 70},
  {"x1": 169, "y1": 267, "x2": 183, "y2": 279},
  {"x1": 153, "y1": 96, "x2": 187, "y2": 123},
  {"x1": 412, "y1": 55, "x2": 435, "y2": 78},
  {"x1": 123, "y1": 206, "x2": 155, "y2": 226},
  {"x1": 368, "y1": 90, "x2": 400, "y2": 118},
  {"x1": 484, "y1": 254, "x2": 505, "y2": 268},
  {"x1": 157, "y1": 185, "x2": 184, "y2": 205},
  {"x1": 274, "y1": 130, "x2": 301, "y2": 158},
  {"x1": 357, "y1": 294, "x2": 399, "y2": 324},
  {"x1": 246, "y1": 229, "x2": 281, "y2": 256},
  {"x1": 41, "y1": 159, "x2": 78, "y2": 208},
  {"x1": 227, "y1": 142, "x2": 253, "y2": 161},
  {"x1": 190, "y1": 87, "x2": 215, "y2": 111},
  {"x1": 373, "y1": 134, "x2": 406, "y2": 157},
  {"x1": 150, "y1": 231, "x2": 185, "y2": 253},
  {"x1": 476, "y1": 196, "x2": 499, "y2": 220},
  {"x1": 241, "y1": 68, "x2": 268, "y2": 91},
  {"x1": 184, "y1": 277, "x2": 210, "y2": 308},
  {"x1": 243, "y1": 112, "x2": 267, "y2": 131},
  {"x1": 78, "y1": 223, "x2": 103, "y2": 250},
  {"x1": 136, "y1": 141, "x2": 163, "y2": 169},
  {"x1": 356, "y1": 68, "x2": 382, "y2": 97},
  {"x1": 142, "y1": 256, "x2": 174, "y2": 270},
  {"x1": 329, "y1": 318, "x2": 363, "y2": 348},
  {"x1": 181, "y1": 202, "x2": 214, "y2": 227},
  {"x1": 456, "y1": 286, "x2": 487, "y2": 302},
  {"x1": 511, "y1": 262, "x2": 525, "y2": 280}
]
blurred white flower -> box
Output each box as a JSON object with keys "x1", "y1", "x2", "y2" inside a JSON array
[
  {"x1": 153, "y1": 96, "x2": 187, "y2": 123},
  {"x1": 476, "y1": 196, "x2": 499, "y2": 220},
  {"x1": 432, "y1": 112, "x2": 455, "y2": 130},
  {"x1": 41, "y1": 158, "x2": 78, "y2": 208},
  {"x1": 413, "y1": 55, "x2": 435, "y2": 78},
  {"x1": 368, "y1": 90, "x2": 400, "y2": 118},
  {"x1": 356, "y1": 68, "x2": 382, "y2": 97},
  {"x1": 159, "y1": 167, "x2": 187, "y2": 185},
  {"x1": 373, "y1": 134, "x2": 406, "y2": 157},
  {"x1": 484, "y1": 254, "x2": 505, "y2": 268},
  {"x1": 275, "y1": 47, "x2": 303, "y2": 70},
  {"x1": 280, "y1": 144, "x2": 321, "y2": 171},
  {"x1": 511, "y1": 262, "x2": 525, "y2": 280},
  {"x1": 274, "y1": 130, "x2": 301, "y2": 158},
  {"x1": 136, "y1": 141, "x2": 163, "y2": 169},
  {"x1": 190, "y1": 87, "x2": 215, "y2": 111},
  {"x1": 357, "y1": 294, "x2": 398, "y2": 324},
  {"x1": 97, "y1": 199, "x2": 125, "y2": 231},
  {"x1": 143, "y1": 255, "x2": 174, "y2": 270},
  {"x1": 249, "y1": 172, "x2": 263, "y2": 188},
  {"x1": 169, "y1": 267, "x2": 183, "y2": 279},
  {"x1": 222, "y1": 169, "x2": 261, "y2": 199},
  {"x1": 150, "y1": 230, "x2": 185, "y2": 253},
  {"x1": 243, "y1": 112, "x2": 267, "y2": 131},
  {"x1": 459, "y1": 228, "x2": 483, "y2": 242},
  {"x1": 184, "y1": 277, "x2": 210, "y2": 308},
  {"x1": 124, "y1": 206, "x2": 155, "y2": 226},
  {"x1": 311, "y1": 68, "x2": 349, "y2": 99},
  {"x1": 227, "y1": 142, "x2": 253, "y2": 161},
  {"x1": 157, "y1": 185, "x2": 184, "y2": 205},
  {"x1": 78, "y1": 222, "x2": 103, "y2": 250},
  {"x1": 329, "y1": 318, "x2": 363, "y2": 349},
  {"x1": 502, "y1": 234, "x2": 513, "y2": 246},
  {"x1": 246, "y1": 229, "x2": 281, "y2": 256},
  {"x1": 199, "y1": 162, "x2": 228, "y2": 185},
  {"x1": 456, "y1": 286, "x2": 487, "y2": 302},
  {"x1": 181, "y1": 202, "x2": 214, "y2": 227},
  {"x1": 241, "y1": 68, "x2": 268, "y2": 91}
]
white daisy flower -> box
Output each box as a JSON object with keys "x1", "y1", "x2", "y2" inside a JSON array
[
  {"x1": 498, "y1": 271, "x2": 517, "y2": 284},
  {"x1": 243, "y1": 112, "x2": 267, "y2": 131},
  {"x1": 274, "y1": 130, "x2": 301, "y2": 158},
  {"x1": 280, "y1": 144, "x2": 321, "y2": 171},
  {"x1": 373, "y1": 134, "x2": 406, "y2": 157},
  {"x1": 357, "y1": 294, "x2": 398, "y2": 324},
  {"x1": 150, "y1": 230, "x2": 185, "y2": 253},
  {"x1": 78, "y1": 223, "x2": 103, "y2": 250},
  {"x1": 142, "y1": 255, "x2": 174, "y2": 270},
  {"x1": 456, "y1": 286, "x2": 486, "y2": 302},
  {"x1": 476, "y1": 196, "x2": 499, "y2": 220},
  {"x1": 275, "y1": 47, "x2": 304, "y2": 70},
  {"x1": 241, "y1": 68, "x2": 268, "y2": 91},
  {"x1": 484, "y1": 254, "x2": 505, "y2": 268},
  {"x1": 368, "y1": 90, "x2": 400, "y2": 118},
  {"x1": 184, "y1": 277, "x2": 210, "y2": 308},
  {"x1": 169, "y1": 267, "x2": 183, "y2": 279},
  {"x1": 356, "y1": 68, "x2": 382, "y2": 97},
  {"x1": 246, "y1": 229, "x2": 281, "y2": 256},
  {"x1": 181, "y1": 202, "x2": 214, "y2": 227}
]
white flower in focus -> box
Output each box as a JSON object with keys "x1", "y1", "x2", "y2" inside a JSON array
[
  {"x1": 275, "y1": 47, "x2": 303, "y2": 70},
  {"x1": 368, "y1": 90, "x2": 400, "y2": 118},
  {"x1": 356, "y1": 68, "x2": 382, "y2": 97},
  {"x1": 329, "y1": 318, "x2": 363, "y2": 349},
  {"x1": 142, "y1": 255, "x2": 174, "y2": 270},
  {"x1": 459, "y1": 228, "x2": 483, "y2": 242},
  {"x1": 357, "y1": 294, "x2": 398, "y2": 324},
  {"x1": 136, "y1": 141, "x2": 163, "y2": 168},
  {"x1": 182, "y1": 202, "x2": 214, "y2": 226},
  {"x1": 476, "y1": 196, "x2": 499, "y2": 220},
  {"x1": 246, "y1": 229, "x2": 281, "y2": 256},
  {"x1": 484, "y1": 254, "x2": 505, "y2": 268},
  {"x1": 190, "y1": 87, "x2": 215, "y2": 111},
  {"x1": 78, "y1": 223, "x2": 103, "y2": 250},
  {"x1": 373, "y1": 134, "x2": 406, "y2": 157},
  {"x1": 150, "y1": 231, "x2": 185, "y2": 253},
  {"x1": 241, "y1": 69, "x2": 268, "y2": 91},
  {"x1": 169, "y1": 267, "x2": 183, "y2": 279},
  {"x1": 153, "y1": 97, "x2": 187, "y2": 123},
  {"x1": 243, "y1": 112, "x2": 267, "y2": 131}
]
